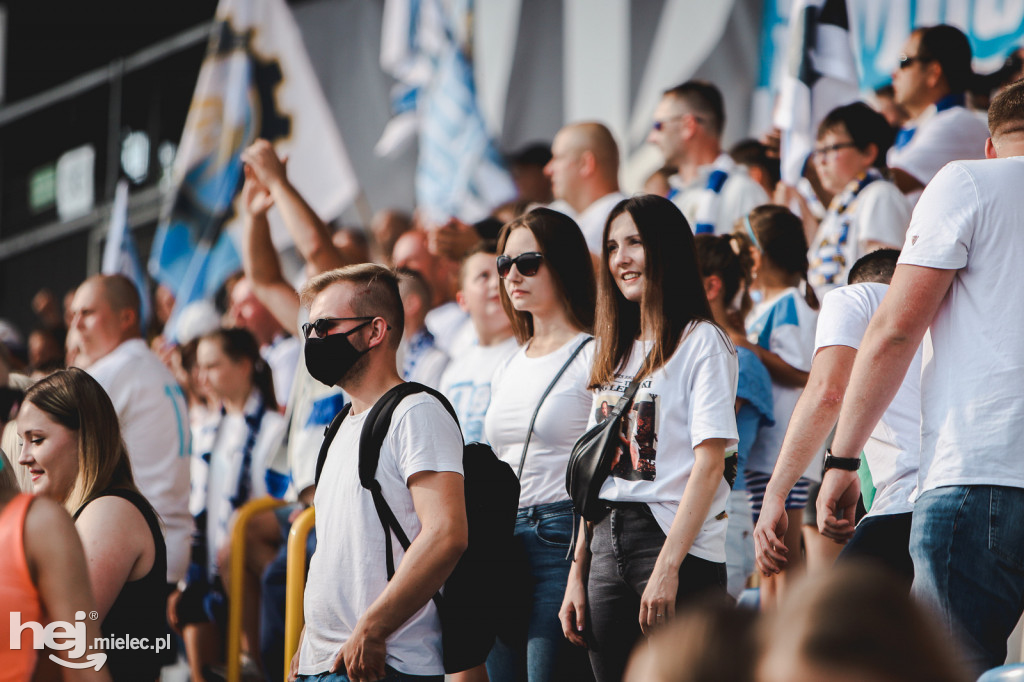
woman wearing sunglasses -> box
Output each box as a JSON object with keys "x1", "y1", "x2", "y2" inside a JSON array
[
  {"x1": 484, "y1": 208, "x2": 596, "y2": 682},
  {"x1": 559, "y1": 195, "x2": 738, "y2": 682}
]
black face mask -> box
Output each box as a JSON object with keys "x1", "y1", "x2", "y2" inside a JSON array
[{"x1": 304, "y1": 320, "x2": 372, "y2": 387}]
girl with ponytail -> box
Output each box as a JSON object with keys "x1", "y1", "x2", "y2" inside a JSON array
[
  {"x1": 733, "y1": 205, "x2": 819, "y2": 608},
  {"x1": 694, "y1": 233, "x2": 775, "y2": 600}
]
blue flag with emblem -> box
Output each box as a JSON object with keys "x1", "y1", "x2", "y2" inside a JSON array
[{"x1": 150, "y1": 0, "x2": 358, "y2": 341}]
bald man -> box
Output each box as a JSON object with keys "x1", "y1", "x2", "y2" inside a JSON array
[
  {"x1": 545, "y1": 121, "x2": 626, "y2": 254},
  {"x1": 648, "y1": 80, "x2": 767, "y2": 235},
  {"x1": 70, "y1": 274, "x2": 191, "y2": 585}
]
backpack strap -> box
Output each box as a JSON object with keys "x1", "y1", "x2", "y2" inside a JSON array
[
  {"x1": 313, "y1": 402, "x2": 352, "y2": 488},
  {"x1": 516, "y1": 336, "x2": 592, "y2": 479},
  {"x1": 357, "y1": 382, "x2": 460, "y2": 610}
]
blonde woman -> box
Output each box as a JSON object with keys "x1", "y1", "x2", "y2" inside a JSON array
[{"x1": 17, "y1": 368, "x2": 166, "y2": 682}]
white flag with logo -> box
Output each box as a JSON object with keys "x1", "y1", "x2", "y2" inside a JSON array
[{"x1": 150, "y1": 0, "x2": 358, "y2": 339}]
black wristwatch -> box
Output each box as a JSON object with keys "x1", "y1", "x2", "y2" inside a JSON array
[{"x1": 822, "y1": 449, "x2": 861, "y2": 473}]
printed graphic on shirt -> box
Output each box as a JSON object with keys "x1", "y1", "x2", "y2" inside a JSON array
[
  {"x1": 446, "y1": 380, "x2": 492, "y2": 443},
  {"x1": 595, "y1": 385, "x2": 660, "y2": 482}
]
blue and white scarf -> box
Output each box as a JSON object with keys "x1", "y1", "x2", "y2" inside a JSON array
[{"x1": 808, "y1": 169, "x2": 882, "y2": 289}]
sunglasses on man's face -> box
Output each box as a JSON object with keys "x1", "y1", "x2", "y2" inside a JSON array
[
  {"x1": 496, "y1": 252, "x2": 544, "y2": 278},
  {"x1": 301, "y1": 316, "x2": 374, "y2": 340}
]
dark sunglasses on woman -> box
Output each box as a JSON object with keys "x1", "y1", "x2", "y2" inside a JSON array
[{"x1": 496, "y1": 252, "x2": 544, "y2": 278}]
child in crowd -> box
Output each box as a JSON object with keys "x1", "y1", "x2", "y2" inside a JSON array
[
  {"x1": 695, "y1": 233, "x2": 774, "y2": 599},
  {"x1": 808, "y1": 102, "x2": 910, "y2": 296},
  {"x1": 439, "y1": 240, "x2": 519, "y2": 443},
  {"x1": 736, "y1": 205, "x2": 819, "y2": 607},
  {"x1": 176, "y1": 328, "x2": 288, "y2": 681}
]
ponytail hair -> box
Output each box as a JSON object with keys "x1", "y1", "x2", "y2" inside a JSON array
[
  {"x1": 741, "y1": 205, "x2": 819, "y2": 310},
  {"x1": 200, "y1": 327, "x2": 279, "y2": 412},
  {"x1": 694, "y1": 233, "x2": 756, "y2": 319}
]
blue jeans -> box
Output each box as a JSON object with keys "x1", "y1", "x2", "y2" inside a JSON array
[
  {"x1": 486, "y1": 500, "x2": 592, "y2": 682},
  {"x1": 295, "y1": 668, "x2": 441, "y2": 682},
  {"x1": 911, "y1": 486, "x2": 1024, "y2": 674}
]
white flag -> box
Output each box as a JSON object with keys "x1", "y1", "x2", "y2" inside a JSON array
[{"x1": 774, "y1": 0, "x2": 860, "y2": 185}]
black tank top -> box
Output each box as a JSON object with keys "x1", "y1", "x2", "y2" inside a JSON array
[{"x1": 74, "y1": 488, "x2": 167, "y2": 682}]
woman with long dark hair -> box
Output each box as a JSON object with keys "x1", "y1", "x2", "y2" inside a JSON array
[
  {"x1": 559, "y1": 195, "x2": 738, "y2": 682},
  {"x1": 484, "y1": 208, "x2": 596, "y2": 682}
]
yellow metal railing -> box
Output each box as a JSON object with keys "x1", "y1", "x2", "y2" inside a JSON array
[
  {"x1": 283, "y1": 507, "x2": 316, "y2": 682},
  {"x1": 227, "y1": 497, "x2": 287, "y2": 682}
]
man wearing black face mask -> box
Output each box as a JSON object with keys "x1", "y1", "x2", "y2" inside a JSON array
[{"x1": 290, "y1": 263, "x2": 468, "y2": 682}]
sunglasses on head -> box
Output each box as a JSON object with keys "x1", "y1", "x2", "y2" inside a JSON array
[
  {"x1": 496, "y1": 252, "x2": 544, "y2": 278},
  {"x1": 301, "y1": 316, "x2": 374, "y2": 340}
]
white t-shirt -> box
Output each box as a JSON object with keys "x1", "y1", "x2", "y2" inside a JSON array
[
  {"x1": 591, "y1": 323, "x2": 738, "y2": 563},
  {"x1": 746, "y1": 288, "x2": 820, "y2": 480},
  {"x1": 484, "y1": 333, "x2": 594, "y2": 508},
  {"x1": 299, "y1": 393, "x2": 463, "y2": 677},
  {"x1": 898, "y1": 157, "x2": 1024, "y2": 493},
  {"x1": 808, "y1": 179, "x2": 910, "y2": 295},
  {"x1": 262, "y1": 334, "x2": 301, "y2": 409},
  {"x1": 815, "y1": 283, "x2": 921, "y2": 516},
  {"x1": 440, "y1": 336, "x2": 519, "y2": 444},
  {"x1": 189, "y1": 391, "x2": 288, "y2": 578},
  {"x1": 575, "y1": 191, "x2": 628, "y2": 255},
  {"x1": 670, "y1": 155, "x2": 768, "y2": 236},
  {"x1": 887, "y1": 104, "x2": 988, "y2": 206},
  {"x1": 86, "y1": 338, "x2": 192, "y2": 583}
]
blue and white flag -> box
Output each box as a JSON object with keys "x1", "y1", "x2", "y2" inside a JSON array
[
  {"x1": 102, "y1": 179, "x2": 151, "y2": 332},
  {"x1": 773, "y1": 0, "x2": 860, "y2": 185},
  {"x1": 150, "y1": 0, "x2": 358, "y2": 341},
  {"x1": 377, "y1": 0, "x2": 515, "y2": 223}
]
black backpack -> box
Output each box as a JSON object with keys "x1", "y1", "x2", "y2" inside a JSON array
[{"x1": 314, "y1": 382, "x2": 520, "y2": 673}]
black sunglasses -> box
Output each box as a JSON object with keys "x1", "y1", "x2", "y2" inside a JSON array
[
  {"x1": 898, "y1": 54, "x2": 932, "y2": 70},
  {"x1": 301, "y1": 316, "x2": 374, "y2": 340},
  {"x1": 496, "y1": 252, "x2": 544, "y2": 278}
]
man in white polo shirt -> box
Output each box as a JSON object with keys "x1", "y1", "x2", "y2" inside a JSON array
[
  {"x1": 648, "y1": 80, "x2": 767, "y2": 235},
  {"x1": 818, "y1": 80, "x2": 1024, "y2": 674},
  {"x1": 887, "y1": 24, "x2": 989, "y2": 205},
  {"x1": 69, "y1": 274, "x2": 191, "y2": 585}
]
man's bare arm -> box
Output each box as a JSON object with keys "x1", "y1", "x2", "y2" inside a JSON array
[
  {"x1": 240, "y1": 166, "x2": 301, "y2": 332},
  {"x1": 242, "y1": 140, "x2": 346, "y2": 276}
]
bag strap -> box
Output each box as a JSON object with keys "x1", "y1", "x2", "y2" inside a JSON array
[
  {"x1": 314, "y1": 402, "x2": 353, "y2": 487},
  {"x1": 566, "y1": 349, "x2": 651, "y2": 561},
  {"x1": 517, "y1": 336, "x2": 593, "y2": 479},
  {"x1": 358, "y1": 382, "x2": 461, "y2": 610}
]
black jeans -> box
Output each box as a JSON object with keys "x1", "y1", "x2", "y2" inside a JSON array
[{"x1": 585, "y1": 503, "x2": 726, "y2": 682}]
